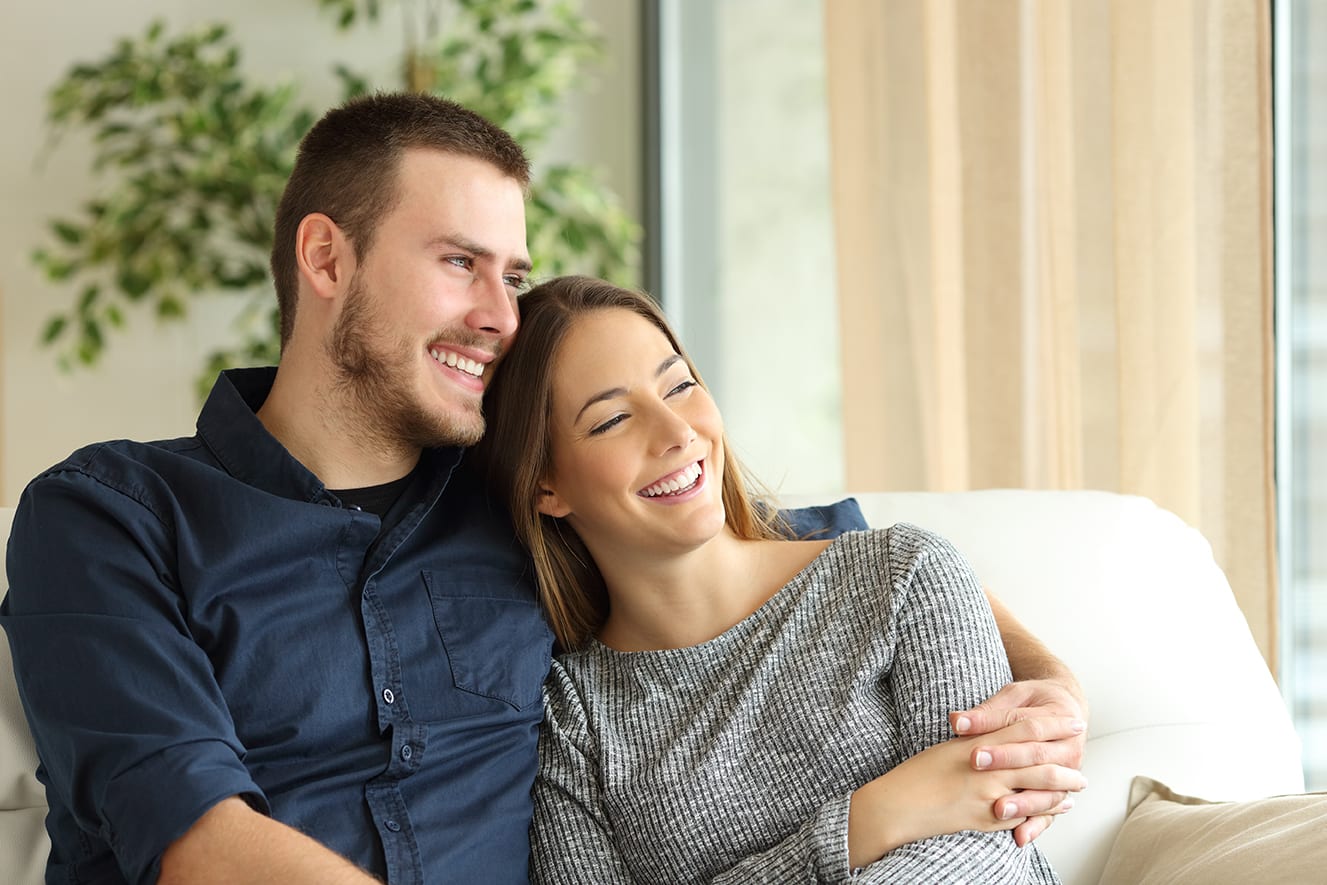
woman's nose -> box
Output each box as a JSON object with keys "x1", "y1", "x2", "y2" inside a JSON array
[{"x1": 649, "y1": 403, "x2": 697, "y2": 455}]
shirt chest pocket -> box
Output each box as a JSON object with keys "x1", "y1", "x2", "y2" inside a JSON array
[{"x1": 422, "y1": 569, "x2": 552, "y2": 714}]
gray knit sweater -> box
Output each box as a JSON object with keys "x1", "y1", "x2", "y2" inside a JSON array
[{"x1": 530, "y1": 525, "x2": 1060, "y2": 884}]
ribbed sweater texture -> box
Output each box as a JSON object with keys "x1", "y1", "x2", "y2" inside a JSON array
[{"x1": 531, "y1": 525, "x2": 1060, "y2": 884}]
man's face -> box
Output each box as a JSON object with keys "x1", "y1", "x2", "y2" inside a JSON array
[{"x1": 327, "y1": 149, "x2": 530, "y2": 450}]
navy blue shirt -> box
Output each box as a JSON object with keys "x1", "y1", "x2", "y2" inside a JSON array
[{"x1": 1, "y1": 368, "x2": 553, "y2": 885}]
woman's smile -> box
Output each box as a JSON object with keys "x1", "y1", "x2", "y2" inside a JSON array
[{"x1": 638, "y1": 460, "x2": 705, "y2": 500}]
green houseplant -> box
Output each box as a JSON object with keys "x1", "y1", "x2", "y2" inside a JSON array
[{"x1": 33, "y1": 0, "x2": 640, "y2": 393}]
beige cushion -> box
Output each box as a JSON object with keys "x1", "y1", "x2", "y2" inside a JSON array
[{"x1": 1098, "y1": 776, "x2": 1327, "y2": 884}]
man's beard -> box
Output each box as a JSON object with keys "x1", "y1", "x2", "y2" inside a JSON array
[{"x1": 327, "y1": 274, "x2": 490, "y2": 451}]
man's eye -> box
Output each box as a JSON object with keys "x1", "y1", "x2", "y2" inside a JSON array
[
  {"x1": 589, "y1": 414, "x2": 627, "y2": 436},
  {"x1": 667, "y1": 380, "x2": 697, "y2": 397},
  {"x1": 504, "y1": 274, "x2": 530, "y2": 291},
  {"x1": 445, "y1": 256, "x2": 473, "y2": 270}
]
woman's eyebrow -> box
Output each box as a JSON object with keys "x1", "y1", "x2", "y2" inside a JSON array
[{"x1": 573, "y1": 355, "x2": 684, "y2": 423}]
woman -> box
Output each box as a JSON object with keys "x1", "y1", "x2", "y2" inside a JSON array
[{"x1": 479, "y1": 276, "x2": 1077, "y2": 883}]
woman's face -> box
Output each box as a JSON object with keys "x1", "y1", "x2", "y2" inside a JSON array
[{"x1": 537, "y1": 308, "x2": 728, "y2": 561}]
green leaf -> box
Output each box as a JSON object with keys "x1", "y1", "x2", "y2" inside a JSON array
[
  {"x1": 77, "y1": 284, "x2": 100, "y2": 311},
  {"x1": 44, "y1": 258, "x2": 77, "y2": 281},
  {"x1": 157, "y1": 296, "x2": 185, "y2": 319},
  {"x1": 41, "y1": 315, "x2": 68, "y2": 344},
  {"x1": 117, "y1": 270, "x2": 153, "y2": 299},
  {"x1": 51, "y1": 221, "x2": 84, "y2": 245}
]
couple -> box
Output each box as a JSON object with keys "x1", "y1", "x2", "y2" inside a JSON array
[{"x1": 0, "y1": 92, "x2": 1082, "y2": 884}]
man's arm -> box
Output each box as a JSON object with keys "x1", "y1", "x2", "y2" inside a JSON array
[
  {"x1": 3, "y1": 469, "x2": 379, "y2": 882},
  {"x1": 949, "y1": 588, "x2": 1089, "y2": 845},
  {"x1": 983, "y1": 589, "x2": 1087, "y2": 698},
  {"x1": 160, "y1": 798, "x2": 378, "y2": 885}
]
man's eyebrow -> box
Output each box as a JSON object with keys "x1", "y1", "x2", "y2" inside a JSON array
[
  {"x1": 428, "y1": 234, "x2": 533, "y2": 273},
  {"x1": 573, "y1": 354, "x2": 683, "y2": 424}
]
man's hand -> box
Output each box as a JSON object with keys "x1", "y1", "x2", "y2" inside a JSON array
[
  {"x1": 160, "y1": 797, "x2": 380, "y2": 885},
  {"x1": 950, "y1": 679, "x2": 1089, "y2": 846},
  {"x1": 848, "y1": 717, "x2": 1088, "y2": 868}
]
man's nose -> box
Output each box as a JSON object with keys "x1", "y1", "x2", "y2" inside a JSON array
[{"x1": 468, "y1": 271, "x2": 518, "y2": 338}]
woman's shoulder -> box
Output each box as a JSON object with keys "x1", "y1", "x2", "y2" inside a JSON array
[
  {"x1": 816, "y1": 523, "x2": 977, "y2": 599},
  {"x1": 825, "y1": 522, "x2": 967, "y2": 566}
]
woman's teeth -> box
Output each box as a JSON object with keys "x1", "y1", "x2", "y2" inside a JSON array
[{"x1": 640, "y1": 462, "x2": 703, "y2": 498}]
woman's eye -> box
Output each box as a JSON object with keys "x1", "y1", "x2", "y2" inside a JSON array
[
  {"x1": 589, "y1": 414, "x2": 627, "y2": 436},
  {"x1": 667, "y1": 380, "x2": 697, "y2": 397}
]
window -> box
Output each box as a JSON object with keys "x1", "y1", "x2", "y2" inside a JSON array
[
  {"x1": 645, "y1": 0, "x2": 844, "y2": 496},
  {"x1": 1276, "y1": 0, "x2": 1327, "y2": 790},
  {"x1": 649, "y1": 0, "x2": 1321, "y2": 789}
]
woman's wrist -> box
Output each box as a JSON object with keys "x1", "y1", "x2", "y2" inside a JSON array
[{"x1": 847, "y1": 775, "x2": 915, "y2": 869}]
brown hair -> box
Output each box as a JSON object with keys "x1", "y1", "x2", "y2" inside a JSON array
[
  {"x1": 477, "y1": 276, "x2": 786, "y2": 650},
  {"x1": 270, "y1": 92, "x2": 530, "y2": 347}
]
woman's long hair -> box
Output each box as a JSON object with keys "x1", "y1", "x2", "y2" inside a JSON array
[{"x1": 476, "y1": 276, "x2": 786, "y2": 651}]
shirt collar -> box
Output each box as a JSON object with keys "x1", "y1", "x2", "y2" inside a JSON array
[{"x1": 195, "y1": 367, "x2": 465, "y2": 504}]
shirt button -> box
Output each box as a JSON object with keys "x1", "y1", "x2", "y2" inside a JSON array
[
  {"x1": 384, "y1": 819, "x2": 401, "y2": 832},
  {"x1": 382, "y1": 688, "x2": 395, "y2": 705},
  {"x1": 401, "y1": 744, "x2": 413, "y2": 761}
]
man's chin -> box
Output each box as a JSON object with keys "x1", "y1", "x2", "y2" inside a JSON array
[
  {"x1": 444, "y1": 420, "x2": 484, "y2": 449},
  {"x1": 411, "y1": 410, "x2": 485, "y2": 450}
]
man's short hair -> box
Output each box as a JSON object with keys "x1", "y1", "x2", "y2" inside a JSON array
[{"x1": 270, "y1": 92, "x2": 530, "y2": 346}]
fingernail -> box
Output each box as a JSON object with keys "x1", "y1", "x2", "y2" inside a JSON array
[
  {"x1": 1060, "y1": 798, "x2": 1075, "y2": 812},
  {"x1": 974, "y1": 750, "x2": 992, "y2": 769},
  {"x1": 955, "y1": 715, "x2": 972, "y2": 733},
  {"x1": 999, "y1": 802, "x2": 1016, "y2": 820},
  {"x1": 1070, "y1": 719, "x2": 1086, "y2": 733}
]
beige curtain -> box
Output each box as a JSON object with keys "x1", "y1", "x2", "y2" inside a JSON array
[{"x1": 823, "y1": 0, "x2": 1277, "y2": 668}]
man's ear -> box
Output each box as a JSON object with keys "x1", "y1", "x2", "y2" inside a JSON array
[
  {"x1": 536, "y1": 484, "x2": 571, "y2": 518},
  {"x1": 295, "y1": 213, "x2": 353, "y2": 301}
]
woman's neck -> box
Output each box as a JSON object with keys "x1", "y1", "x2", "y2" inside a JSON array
[{"x1": 593, "y1": 532, "x2": 832, "y2": 652}]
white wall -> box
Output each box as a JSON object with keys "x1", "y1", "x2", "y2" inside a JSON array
[{"x1": 0, "y1": 0, "x2": 639, "y2": 503}]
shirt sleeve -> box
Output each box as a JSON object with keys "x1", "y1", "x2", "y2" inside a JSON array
[
  {"x1": 779, "y1": 497, "x2": 869, "y2": 540},
  {"x1": 0, "y1": 467, "x2": 266, "y2": 885},
  {"x1": 530, "y1": 665, "x2": 857, "y2": 885},
  {"x1": 860, "y1": 525, "x2": 1053, "y2": 883}
]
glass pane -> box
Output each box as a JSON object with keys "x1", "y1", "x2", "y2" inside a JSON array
[
  {"x1": 654, "y1": 0, "x2": 843, "y2": 496},
  {"x1": 1277, "y1": 0, "x2": 1327, "y2": 791}
]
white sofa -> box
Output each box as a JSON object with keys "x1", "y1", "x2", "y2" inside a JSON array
[{"x1": 0, "y1": 491, "x2": 1305, "y2": 884}]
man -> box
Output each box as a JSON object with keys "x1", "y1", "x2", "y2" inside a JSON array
[{"x1": 1, "y1": 93, "x2": 1083, "y2": 885}]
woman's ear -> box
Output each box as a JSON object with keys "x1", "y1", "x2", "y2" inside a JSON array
[{"x1": 536, "y1": 484, "x2": 571, "y2": 518}]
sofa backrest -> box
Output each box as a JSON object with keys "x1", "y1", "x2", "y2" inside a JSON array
[
  {"x1": 0, "y1": 493, "x2": 1307, "y2": 885},
  {"x1": 802, "y1": 489, "x2": 1304, "y2": 885}
]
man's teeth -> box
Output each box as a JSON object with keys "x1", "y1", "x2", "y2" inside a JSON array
[
  {"x1": 430, "y1": 348, "x2": 484, "y2": 378},
  {"x1": 641, "y1": 462, "x2": 703, "y2": 498}
]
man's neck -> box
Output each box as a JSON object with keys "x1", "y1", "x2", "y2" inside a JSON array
[{"x1": 256, "y1": 362, "x2": 421, "y2": 490}]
